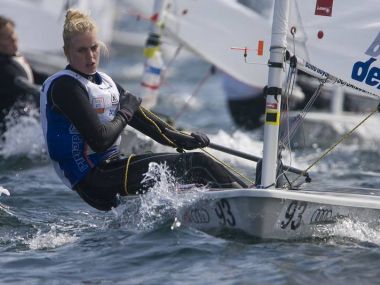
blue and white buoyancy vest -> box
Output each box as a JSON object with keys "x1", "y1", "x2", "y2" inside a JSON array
[{"x1": 40, "y1": 70, "x2": 121, "y2": 188}]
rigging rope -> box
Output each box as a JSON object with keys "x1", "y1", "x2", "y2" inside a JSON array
[
  {"x1": 140, "y1": 107, "x2": 255, "y2": 186},
  {"x1": 290, "y1": 106, "x2": 380, "y2": 186},
  {"x1": 159, "y1": 44, "x2": 183, "y2": 88},
  {"x1": 280, "y1": 77, "x2": 326, "y2": 144},
  {"x1": 174, "y1": 65, "x2": 215, "y2": 121},
  {"x1": 278, "y1": 33, "x2": 378, "y2": 189},
  {"x1": 201, "y1": 148, "x2": 255, "y2": 186}
]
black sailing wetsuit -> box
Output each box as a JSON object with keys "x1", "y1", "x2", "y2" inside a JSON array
[
  {"x1": 46, "y1": 66, "x2": 247, "y2": 211},
  {"x1": 0, "y1": 52, "x2": 48, "y2": 133}
]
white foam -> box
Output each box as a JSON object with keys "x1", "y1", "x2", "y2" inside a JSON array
[
  {"x1": 111, "y1": 162, "x2": 208, "y2": 231},
  {"x1": 27, "y1": 226, "x2": 78, "y2": 250},
  {"x1": 313, "y1": 218, "x2": 380, "y2": 246},
  {"x1": 0, "y1": 114, "x2": 45, "y2": 158},
  {"x1": 0, "y1": 186, "x2": 10, "y2": 196}
]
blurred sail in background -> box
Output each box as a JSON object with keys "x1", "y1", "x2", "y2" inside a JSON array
[{"x1": 0, "y1": 0, "x2": 116, "y2": 72}]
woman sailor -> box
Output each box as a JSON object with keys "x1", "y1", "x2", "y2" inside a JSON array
[{"x1": 40, "y1": 9, "x2": 247, "y2": 211}]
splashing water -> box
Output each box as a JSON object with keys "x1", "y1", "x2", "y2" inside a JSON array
[
  {"x1": 170, "y1": 217, "x2": 181, "y2": 230},
  {"x1": 0, "y1": 113, "x2": 45, "y2": 158},
  {"x1": 0, "y1": 186, "x2": 11, "y2": 214},
  {"x1": 27, "y1": 225, "x2": 78, "y2": 250},
  {"x1": 111, "y1": 162, "x2": 208, "y2": 232},
  {"x1": 0, "y1": 186, "x2": 10, "y2": 197},
  {"x1": 312, "y1": 217, "x2": 380, "y2": 246}
]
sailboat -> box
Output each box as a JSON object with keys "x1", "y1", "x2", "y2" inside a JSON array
[{"x1": 122, "y1": 0, "x2": 380, "y2": 240}]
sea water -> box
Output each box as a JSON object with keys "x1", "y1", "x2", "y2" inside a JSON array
[{"x1": 1, "y1": 30, "x2": 380, "y2": 285}]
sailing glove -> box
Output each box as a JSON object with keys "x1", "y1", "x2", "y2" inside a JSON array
[
  {"x1": 190, "y1": 132, "x2": 210, "y2": 148},
  {"x1": 167, "y1": 130, "x2": 210, "y2": 150},
  {"x1": 118, "y1": 91, "x2": 142, "y2": 122}
]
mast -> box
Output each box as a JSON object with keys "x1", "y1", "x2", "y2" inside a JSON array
[
  {"x1": 260, "y1": 0, "x2": 290, "y2": 188},
  {"x1": 149, "y1": 0, "x2": 166, "y2": 36},
  {"x1": 140, "y1": 0, "x2": 166, "y2": 109}
]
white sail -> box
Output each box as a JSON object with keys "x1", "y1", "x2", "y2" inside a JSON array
[
  {"x1": 127, "y1": 0, "x2": 271, "y2": 88},
  {"x1": 127, "y1": 0, "x2": 380, "y2": 98},
  {"x1": 0, "y1": 0, "x2": 115, "y2": 53},
  {"x1": 288, "y1": 0, "x2": 380, "y2": 98}
]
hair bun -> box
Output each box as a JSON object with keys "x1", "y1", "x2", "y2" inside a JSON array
[
  {"x1": 65, "y1": 9, "x2": 84, "y2": 22},
  {"x1": 63, "y1": 8, "x2": 97, "y2": 48}
]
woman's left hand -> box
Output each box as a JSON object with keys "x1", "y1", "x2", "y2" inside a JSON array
[
  {"x1": 189, "y1": 132, "x2": 210, "y2": 148},
  {"x1": 164, "y1": 128, "x2": 210, "y2": 150}
]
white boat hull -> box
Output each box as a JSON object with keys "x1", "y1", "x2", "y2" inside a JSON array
[{"x1": 176, "y1": 188, "x2": 380, "y2": 240}]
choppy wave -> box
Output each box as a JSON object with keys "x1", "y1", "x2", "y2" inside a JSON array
[
  {"x1": 27, "y1": 225, "x2": 79, "y2": 250},
  {"x1": 108, "y1": 162, "x2": 209, "y2": 232},
  {"x1": 0, "y1": 114, "x2": 46, "y2": 160}
]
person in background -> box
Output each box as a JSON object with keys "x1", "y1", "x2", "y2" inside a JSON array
[
  {"x1": 0, "y1": 15, "x2": 49, "y2": 134},
  {"x1": 222, "y1": 73, "x2": 266, "y2": 130},
  {"x1": 40, "y1": 9, "x2": 247, "y2": 211},
  {"x1": 222, "y1": 72, "x2": 306, "y2": 131}
]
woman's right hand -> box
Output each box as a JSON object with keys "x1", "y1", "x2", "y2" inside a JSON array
[{"x1": 118, "y1": 91, "x2": 142, "y2": 122}]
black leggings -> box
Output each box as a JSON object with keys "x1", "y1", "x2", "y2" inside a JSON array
[{"x1": 74, "y1": 152, "x2": 247, "y2": 211}]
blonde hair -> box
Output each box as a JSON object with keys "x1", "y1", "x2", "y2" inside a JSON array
[
  {"x1": 62, "y1": 9, "x2": 109, "y2": 62},
  {"x1": 63, "y1": 9, "x2": 97, "y2": 49}
]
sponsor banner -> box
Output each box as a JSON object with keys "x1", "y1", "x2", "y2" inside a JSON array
[{"x1": 315, "y1": 0, "x2": 334, "y2": 17}]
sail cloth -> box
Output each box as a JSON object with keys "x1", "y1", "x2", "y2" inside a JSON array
[
  {"x1": 288, "y1": 0, "x2": 380, "y2": 98},
  {"x1": 128, "y1": 0, "x2": 380, "y2": 98},
  {"x1": 127, "y1": 0, "x2": 272, "y2": 88},
  {"x1": 0, "y1": 0, "x2": 115, "y2": 53}
]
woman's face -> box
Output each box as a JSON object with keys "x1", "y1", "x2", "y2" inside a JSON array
[
  {"x1": 0, "y1": 23, "x2": 18, "y2": 56},
  {"x1": 65, "y1": 30, "x2": 100, "y2": 75}
]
